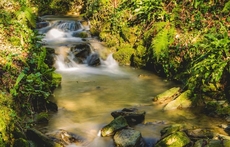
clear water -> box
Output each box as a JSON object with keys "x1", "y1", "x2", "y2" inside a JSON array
[{"x1": 37, "y1": 16, "x2": 227, "y2": 147}]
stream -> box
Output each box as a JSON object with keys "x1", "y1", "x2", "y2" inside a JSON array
[{"x1": 37, "y1": 15, "x2": 227, "y2": 147}]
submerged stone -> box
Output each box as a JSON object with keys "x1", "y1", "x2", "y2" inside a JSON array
[
  {"x1": 101, "y1": 116, "x2": 128, "y2": 137},
  {"x1": 113, "y1": 128, "x2": 145, "y2": 147}
]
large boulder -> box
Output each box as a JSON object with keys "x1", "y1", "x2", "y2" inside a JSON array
[
  {"x1": 101, "y1": 116, "x2": 128, "y2": 137},
  {"x1": 113, "y1": 128, "x2": 145, "y2": 147},
  {"x1": 111, "y1": 108, "x2": 146, "y2": 126},
  {"x1": 155, "y1": 131, "x2": 190, "y2": 147},
  {"x1": 164, "y1": 90, "x2": 192, "y2": 110}
]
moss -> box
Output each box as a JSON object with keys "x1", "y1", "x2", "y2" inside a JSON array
[
  {"x1": 0, "y1": 92, "x2": 15, "y2": 146},
  {"x1": 160, "y1": 124, "x2": 185, "y2": 137},
  {"x1": 113, "y1": 44, "x2": 134, "y2": 66},
  {"x1": 51, "y1": 72, "x2": 62, "y2": 88},
  {"x1": 132, "y1": 45, "x2": 146, "y2": 68},
  {"x1": 100, "y1": 32, "x2": 119, "y2": 47}
]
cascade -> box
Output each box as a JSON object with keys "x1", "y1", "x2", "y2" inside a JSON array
[{"x1": 37, "y1": 16, "x2": 116, "y2": 72}]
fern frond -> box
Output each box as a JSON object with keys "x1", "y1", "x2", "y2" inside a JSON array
[
  {"x1": 151, "y1": 22, "x2": 175, "y2": 61},
  {"x1": 16, "y1": 6, "x2": 36, "y2": 28}
]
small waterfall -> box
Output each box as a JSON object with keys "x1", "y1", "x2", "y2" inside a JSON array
[
  {"x1": 37, "y1": 16, "x2": 121, "y2": 75},
  {"x1": 53, "y1": 21, "x2": 84, "y2": 32}
]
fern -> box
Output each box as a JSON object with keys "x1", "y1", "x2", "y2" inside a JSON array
[
  {"x1": 151, "y1": 21, "x2": 175, "y2": 61},
  {"x1": 16, "y1": 6, "x2": 36, "y2": 28}
]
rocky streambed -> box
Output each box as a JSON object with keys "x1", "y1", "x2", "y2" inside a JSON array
[{"x1": 17, "y1": 87, "x2": 230, "y2": 147}]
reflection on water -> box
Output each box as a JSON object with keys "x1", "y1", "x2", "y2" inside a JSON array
[{"x1": 47, "y1": 65, "x2": 175, "y2": 146}]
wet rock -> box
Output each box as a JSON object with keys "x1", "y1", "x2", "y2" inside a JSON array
[
  {"x1": 71, "y1": 44, "x2": 91, "y2": 63},
  {"x1": 46, "y1": 100, "x2": 58, "y2": 112},
  {"x1": 36, "y1": 22, "x2": 49, "y2": 29},
  {"x1": 113, "y1": 128, "x2": 145, "y2": 147},
  {"x1": 152, "y1": 87, "x2": 181, "y2": 106},
  {"x1": 101, "y1": 116, "x2": 128, "y2": 137},
  {"x1": 26, "y1": 128, "x2": 56, "y2": 147},
  {"x1": 185, "y1": 128, "x2": 214, "y2": 139},
  {"x1": 46, "y1": 129, "x2": 87, "y2": 146},
  {"x1": 164, "y1": 90, "x2": 192, "y2": 110},
  {"x1": 111, "y1": 108, "x2": 146, "y2": 126},
  {"x1": 87, "y1": 53, "x2": 100, "y2": 66},
  {"x1": 155, "y1": 131, "x2": 190, "y2": 147},
  {"x1": 72, "y1": 30, "x2": 89, "y2": 38}
]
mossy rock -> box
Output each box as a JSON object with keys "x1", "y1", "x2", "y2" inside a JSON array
[
  {"x1": 72, "y1": 31, "x2": 89, "y2": 38},
  {"x1": 101, "y1": 116, "x2": 128, "y2": 137},
  {"x1": 160, "y1": 124, "x2": 185, "y2": 137},
  {"x1": 13, "y1": 138, "x2": 29, "y2": 147},
  {"x1": 155, "y1": 131, "x2": 190, "y2": 147},
  {"x1": 194, "y1": 139, "x2": 223, "y2": 147},
  {"x1": 164, "y1": 90, "x2": 192, "y2": 110},
  {"x1": 152, "y1": 87, "x2": 180, "y2": 102},
  {"x1": 114, "y1": 128, "x2": 145, "y2": 147}
]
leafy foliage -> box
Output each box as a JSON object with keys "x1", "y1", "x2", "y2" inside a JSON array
[{"x1": 86, "y1": 0, "x2": 230, "y2": 105}]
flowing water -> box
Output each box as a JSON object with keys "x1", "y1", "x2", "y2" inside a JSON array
[{"x1": 37, "y1": 16, "x2": 227, "y2": 147}]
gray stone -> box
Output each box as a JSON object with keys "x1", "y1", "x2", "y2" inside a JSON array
[
  {"x1": 111, "y1": 108, "x2": 146, "y2": 126},
  {"x1": 113, "y1": 128, "x2": 145, "y2": 147}
]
